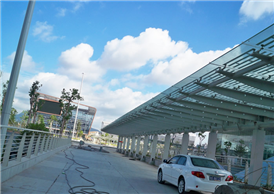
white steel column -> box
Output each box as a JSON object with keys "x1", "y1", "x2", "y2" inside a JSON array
[
  {"x1": 122, "y1": 137, "x2": 127, "y2": 153},
  {"x1": 135, "y1": 136, "x2": 141, "y2": 158},
  {"x1": 120, "y1": 136, "x2": 124, "y2": 152},
  {"x1": 149, "y1": 135, "x2": 158, "y2": 164},
  {"x1": 141, "y1": 135, "x2": 149, "y2": 160},
  {"x1": 207, "y1": 131, "x2": 217, "y2": 159},
  {"x1": 117, "y1": 136, "x2": 121, "y2": 150},
  {"x1": 126, "y1": 137, "x2": 131, "y2": 154},
  {"x1": 149, "y1": 136, "x2": 153, "y2": 154},
  {"x1": 180, "y1": 133, "x2": 189, "y2": 155},
  {"x1": 248, "y1": 129, "x2": 265, "y2": 186},
  {"x1": 118, "y1": 136, "x2": 123, "y2": 152},
  {"x1": 130, "y1": 136, "x2": 136, "y2": 156},
  {"x1": 163, "y1": 134, "x2": 171, "y2": 160}
]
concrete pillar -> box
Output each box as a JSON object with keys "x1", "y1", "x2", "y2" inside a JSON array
[
  {"x1": 149, "y1": 136, "x2": 153, "y2": 154},
  {"x1": 141, "y1": 135, "x2": 149, "y2": 160},
  {"x1": 180, "y1": 133, "x2": 189, "y2": 155},
  {"x1": 135, "y1": 136, "x2": 141, "y2": 158},
  {"x1": 122, "y1": 137, "x2": 126, "y2": 153},
  {"x1": 126, "y1": 137, "x2": 131, "y2": 155},
  {"x1": 248, "y1": 129, "x2": 265, "y2": 186},
  {"x1": 163, "y1": 134, "x2": 171, "y2": 160},
  {"x1": 117, "y1": 136, "x2": 122, "y2": 152},
  {"x1": 117, "y1": 136, "x2": 120, "y2": 150},
  {"x1": 207, "y1": 131, "x2": 217, "y2": 159},
  {"x1": 130, "y1": 136, "x2": 136, "y2": 156},
  {"x1": 149, "y1": 135, "x2": 158, "y2": 164}
]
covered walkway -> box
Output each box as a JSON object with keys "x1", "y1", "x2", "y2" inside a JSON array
[
  {"x1": 102, "y1": 24, "x2": 274, "y2": 187},
  {"x1": 1, "y1": 143, "x2": 208, "y2": 194}
]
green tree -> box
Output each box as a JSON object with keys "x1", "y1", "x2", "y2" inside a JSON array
[
  {"x1": 20, "y1": 110, "x2": 29, "y2": 128},
  {"x1": 197, "y1": 132, "x2": 206, "y2": 155},
  {"x1": 1, "y1": 80, "x2": 9, "y2": 109},
  {"x1": 9, "y1": 108, "x2": 18, "y2": 126},
  {"x1": 78, "y1": 130, "x2": 84, "y2": 138},
  {"x1": 27, "y1": 81, "x2": 42, "y2": 124},
  {"x1": 234, "y1": 139, "x2": 246, "y2": 157},
  {"x1": 224, "y1": 141, "x2": 232, "y2": 156},
  {"x1": 1, "y1": 80, "x2": 18, "y2": 126},
  {"x1": 37, "y1": 114, "x2": 44, "y2": 124},
  {"x1": 48, "y1": 115, "x2": 58, "y2": 133},
  {"x1": 215, "y1": 143, "x2": 222, "y2": 154},
  {"x1": 76, "y1": 120, "x2": 81, "y2": 137},
  {"x1": 59, "y1": 88, "x2": 83, "y2": 136}
]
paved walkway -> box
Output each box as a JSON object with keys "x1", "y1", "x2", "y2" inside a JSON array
[{"x1": 1, "y1": 143, "x2": 205, "y2": 194}]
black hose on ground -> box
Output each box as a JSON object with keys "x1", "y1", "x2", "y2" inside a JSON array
[{"x1": 63, "y1": 149, "x2": 109, "y2": 194}]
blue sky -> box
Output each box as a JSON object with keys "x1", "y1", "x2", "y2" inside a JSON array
[{"x1": 1, "y1": 0, "x2": 274, "y2": 130}]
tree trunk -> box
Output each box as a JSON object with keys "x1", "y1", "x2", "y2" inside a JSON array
[{"x1": 49, "y1": 121, "x2": 53, "y2": 133}]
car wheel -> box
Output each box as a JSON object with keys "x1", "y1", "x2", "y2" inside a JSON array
[
  {"x1": 158, "y1": 170, "x2": 165, "y2": 184},
  {"x1": 178, "y1": 177, "x2": 185, "y2": 194}
]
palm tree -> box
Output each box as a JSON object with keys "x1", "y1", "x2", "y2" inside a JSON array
[{"x1": 48, "y1": 115, "x2": 58, "y2": 133}]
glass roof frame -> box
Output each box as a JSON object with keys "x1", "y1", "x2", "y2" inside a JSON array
[{"x1": 102, "y1": 24, "x2": 274, "y2": 136}]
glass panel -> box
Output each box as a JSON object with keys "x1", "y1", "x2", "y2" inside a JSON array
[{"x1": 191, "y1": 157, "x2": 220, "y2": 169}]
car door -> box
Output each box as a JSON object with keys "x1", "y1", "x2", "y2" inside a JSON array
[
  {"x1": 165, "y1": 156, "x2": 180, "y2": 184},
  {"x1": 171, "y1": 156, "x2": 187, "y2": 184}
]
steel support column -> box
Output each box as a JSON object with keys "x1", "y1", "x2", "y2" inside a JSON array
[
  {"x1": 122, "y1": 137, "x2": 126, "y2": 153},
  {"x1": 130, "y1": 136, "x2": 136, "y2": 156},
  {"x1": 135, "y1": 136, "x2": 141, "y2": 159},
  {"x1": 180, "y1": 133, "x2": 189, "y2": 155},
  {"x1": 206, "y1": 131, "x2": 217, "y2": 159},
  {"x1": 126, "y1": 137, "x2": 131, "y2": 155},
  {"x1": 149, "y1": 135, "x2": 158, "y2": 164},
  {"x1": 163, "y1": 134, "x2": 171, "y2": 160},
  {"x1": 141, "y1": 135, "x2": 149, "y2": 160},
  {"x1": 248, "y1": 129, "x2": 265, "y2": 186}
]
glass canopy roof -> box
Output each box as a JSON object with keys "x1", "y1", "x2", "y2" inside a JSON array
[{"x1": 102, "y1": 24, "x2": 274, "y2": 137}]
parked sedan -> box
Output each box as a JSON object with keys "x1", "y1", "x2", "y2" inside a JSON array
[{"x1": 157, "y1": 154, "x2": 233, "y2": 194}]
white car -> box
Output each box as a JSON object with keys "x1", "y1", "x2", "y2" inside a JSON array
[{"x1": 157, "y1": 154, "x2": 233, "y2": 194}]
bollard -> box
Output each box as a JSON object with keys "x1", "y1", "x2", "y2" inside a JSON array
[
  {"x1": 245, "y1": 161, "x2": 249, "y2": 184},
  {"x1": 267, "y1": 164, "x2": 272, "y2": 190},
  {"x1": 99, "y1": 146, "x2": 102, "y2": 152},
  {"x1": 228, "y1": 159, "x2": 232, "y2": 173}
]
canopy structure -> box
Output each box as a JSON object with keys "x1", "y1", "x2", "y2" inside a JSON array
[{"x1": 102, "y1": 24, "x2": 274, "y2": 137}]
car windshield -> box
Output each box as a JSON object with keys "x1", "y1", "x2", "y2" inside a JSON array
[{"x1": 190, "y1": 157, "x2": 220, "y2": 169}]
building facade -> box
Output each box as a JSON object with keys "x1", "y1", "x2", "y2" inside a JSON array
[{"x1": 37, "y1": 93, "x2": 97, "y2": 136}]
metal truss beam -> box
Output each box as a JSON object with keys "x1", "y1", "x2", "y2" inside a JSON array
[
  {"x1": 151, "y1": 109, "x2": 215, "y2": 126},
  {"x1": 217, "y1": 70, "x2": 274, "y2": 94},
  {"x1": 155, "y1": 103, "x2": 238, "y2": 123},
  {"x1": 196, "y1": 82, "x2": 274, "y2": 108},
  {"x1": 178, "y1": 92, "x2": 273, "y2": 119},
  {"x1": 152, "y1": 106, "x2": 224, "y2": 125}
]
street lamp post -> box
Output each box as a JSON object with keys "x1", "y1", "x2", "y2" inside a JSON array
[
  {"x1": 72, "y1": 73, "x2": 84, "y2": 138},
  {"x1": 1, "y1": 0, "x2": 36, "y2": 153}
]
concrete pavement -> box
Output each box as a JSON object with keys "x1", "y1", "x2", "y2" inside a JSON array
[{"x1": 1, "y1": 143, "x2": 205, "y2": 194}]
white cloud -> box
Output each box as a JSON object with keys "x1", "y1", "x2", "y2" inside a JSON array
[
  {"x1": 81, "y1": 86, "x2": 157, "y2": 128},
  {"x1": 13, "y1": 71, "x2": 157, "y2": 129},
  {"x1": 10, "y1": 28, "x2": 233, "y2": 130},
  {"x1": 98, "y1": 28, "x2": 188, "y2": 71},
  {"x1": 7, "y1": 51, "x2": 38, "y2": 72},
  {"x1": 109, "y1": 79, "x2": 119, "y2": 86},
  {"x1": 73, "y1": 2, "x2": 82, "y2": 12},
  {"x1": 239, "y1": 0, "x2": 274, "y2": 22},
  {"x1": 56, "y1": 8, "x2": 67, "y2": 17},
  {"x1": 57, "y1": 43, "x2": 105, "y2": 82},
  {"x1": 32, "y1": 21, "x2": 63, "y2": 42},
  {"x1": 179, "y1": 0, "x2": 196, "y2": 14},
  {"x1": 142, "y1": 48, "x2": 231, "y2": 85}
]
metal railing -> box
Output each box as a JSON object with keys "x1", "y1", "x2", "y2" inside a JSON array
[
  {"x1": 1, "y1": 125, "x2": 71, "y2": 167},
  {"x1": 215, "y1": 155, "x2": 274, "y2": 186}
]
